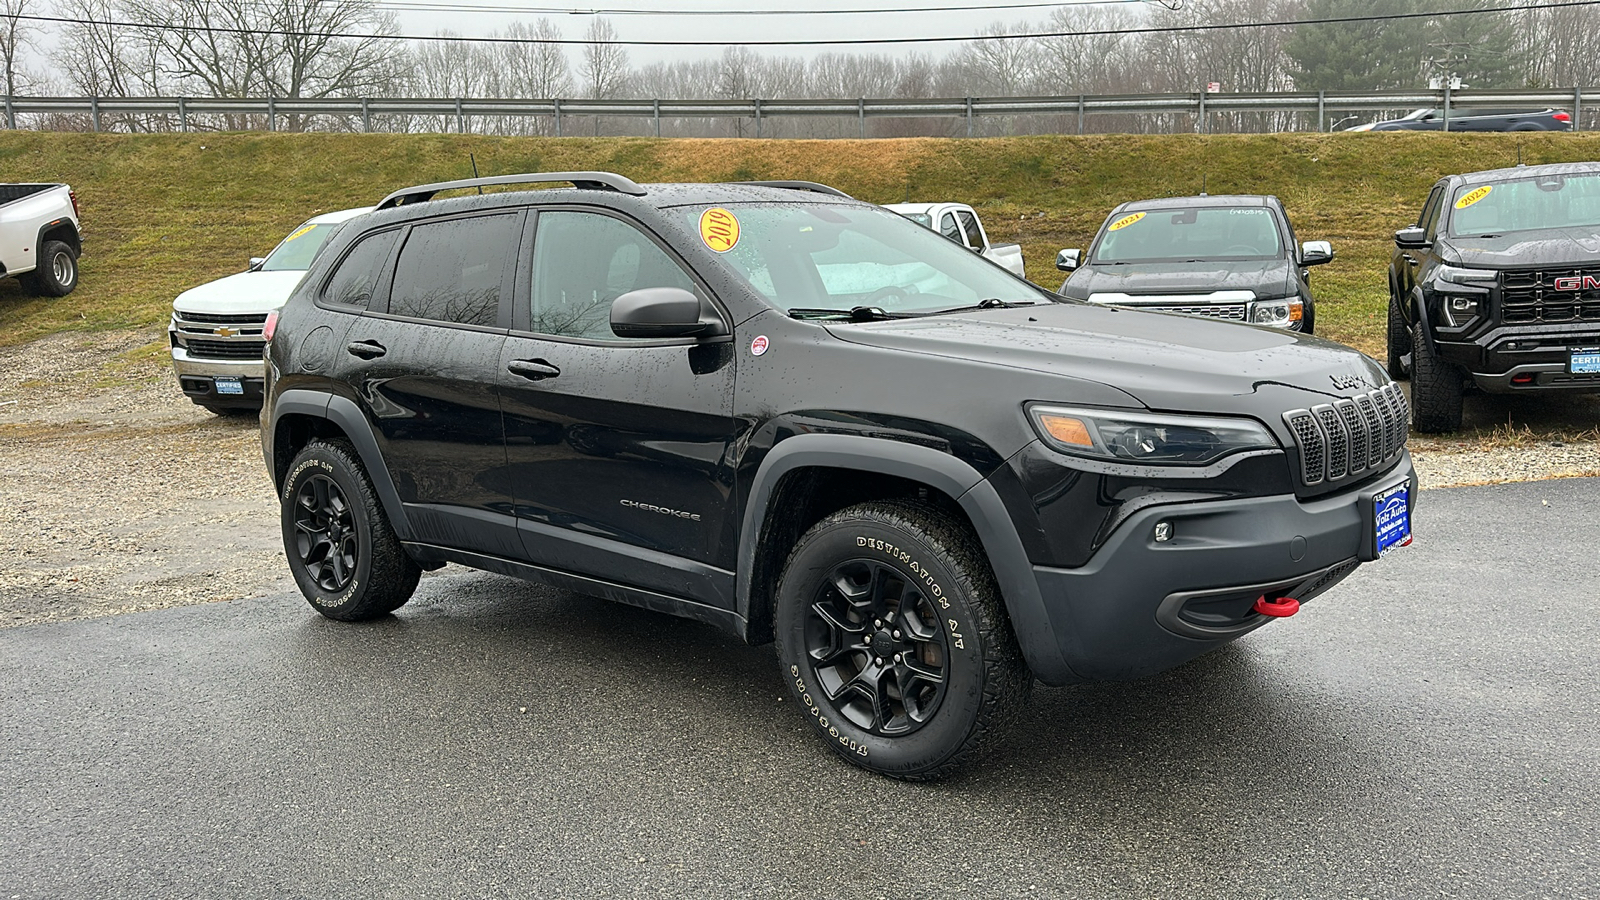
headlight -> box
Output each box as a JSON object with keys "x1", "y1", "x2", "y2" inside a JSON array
[
  {"x1": 1435, "y1": 265, "x2": 1496, "y2": 287},
  {"x1": 1249, "y1": 298, "x2": 1304, "y2": 329},
  {"x1": 1029, "y1": 404, "x2": 1279, "y2": 465},
  {"x1": 1441, "y1": 295, "x2": 1482, "y2": 327}
]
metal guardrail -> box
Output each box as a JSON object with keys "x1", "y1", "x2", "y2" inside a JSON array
[{"x1": 4, "y1": 87, "x2": 1596, "y2": 135}]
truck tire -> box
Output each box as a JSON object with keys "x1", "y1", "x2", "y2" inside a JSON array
[
  {"x1": 1386, "y1": 291, "x2": 1411, "y2": 380},
  {"x1": 774, "y1": 499, "x2": 1030, "y2": 780},
  {"x1": 21, "y1": 240, "x2": 78, "y2": 297},
  {"x1": 1409, "y1": 321, "x2": 1464, "y2": 433},
  {"x1": 281, "y1": 439, "x2": 420, "y2": 621}
]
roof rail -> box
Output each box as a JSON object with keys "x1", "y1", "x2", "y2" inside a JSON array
[
  {"x1": 734, "y1": 180, "x2": 854, "y2": 200},
  {"x1": 377, "y1": 171, "x2": 646, "y2": 210}
]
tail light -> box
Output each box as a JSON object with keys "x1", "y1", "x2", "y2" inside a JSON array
[
  {"x1": 68, "y1": 189, "x2": 80, "y2": 218},
  {"x1": 264, "y1": 310, "x2": 279, "y2": 342},
  {"x1": 1554, "y1": 112, "x2": 1572, "y2": 122}
]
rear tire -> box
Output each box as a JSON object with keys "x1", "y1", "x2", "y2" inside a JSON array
[
  {"x1": 20, "y1": 241, "x2": 77, "y2": 297},
  {"x1": 281, "y1": 439, "x2": 420, "y2": 621},
  {"x1": 774, "y1": 499, "x2": 1031, "y2": 780},
  {"x1": 1386, "y1": 290, "x2": 1412, "y2": 380},
  {"x1": 1409, "y1": 321, "x2": 1464, "y2": 433}
]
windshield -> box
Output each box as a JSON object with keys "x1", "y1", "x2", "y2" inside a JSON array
[
  {"x1": 898, "y1": 212, "x2": 933, "y2": 227},
  {"x1": 1448, "y1": 173, "x2": 1600, "y2": 237},
  {"x1": 1401, "y1": 109, "x2": 1438, "y2": 121},
  {"x1": 261, "y1": 221, "x2": 340, "y2": 272},
  {"x1": 678, "y1": 203, "x2": 1050, "y2": 314},
  {"x1": 1091, "y1": 206, "x2": 1283, "y2": 263}
]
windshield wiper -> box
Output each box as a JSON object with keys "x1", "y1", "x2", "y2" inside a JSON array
[
  {"x1": 786, "y1": 306, "x2": 920, "y2": 322},
  {"x1": 925, "y1": 297, "x2": 1046, "y2": 315}
]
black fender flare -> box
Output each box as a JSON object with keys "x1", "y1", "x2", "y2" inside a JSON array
[
  {"x1": 1409, "y1": 285, "x2": 1436, "y2": 344},
  {"x1": 35, "y1": 217, "x2": 81, "y2": 260},
  {"x1": 736, "y1": 433, "x2": 1076, "y2": 684},
  {"x1": 269, "y1": 389, "x2": 413, "y2": 540}
]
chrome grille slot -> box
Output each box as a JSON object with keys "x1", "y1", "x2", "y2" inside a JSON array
[
  {"x1": 1140, "y1": 304, "x2": 1248, "y2": 321},
  {"x1": 1284, "y1": 383, "x2": 1409, "y2": 491},
  {"x1": 185, "y1": 339, "x2": 266, "y2": 360},
  {"x1": 1313, "y1": 405, "x2": 1348, "y2": 479},
  {"x1": 173, "y1": 310, "x2": 270, "y2": 325}
]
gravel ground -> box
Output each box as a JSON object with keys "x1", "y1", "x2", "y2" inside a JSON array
[{"x1": 2, "y1": 328, "x2": 1596, "y2": 629}]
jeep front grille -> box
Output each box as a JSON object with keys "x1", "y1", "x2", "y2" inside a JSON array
[
  {"x1": 1282, "y1": 383, "x2": 1409, "y2": 489},
  {"x1": 1499, "y1": 268, "x2": 1600, "y2": 324}
]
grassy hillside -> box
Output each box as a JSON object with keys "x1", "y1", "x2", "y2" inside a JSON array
[{"x1": 2, "y1": 130, "x2": 1597, "y2": 357}]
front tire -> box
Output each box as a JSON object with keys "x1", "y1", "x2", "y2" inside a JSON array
[
  {"x1": 21, "y1": 240, "x2": 78, "y2": 297},
  {"x1": 774, "y1": 500, "x2": 1030, "y2": 780},
  {"x1": 1386, "y1": 290, "x2": 1412, "y2": 380},
  {"x1": 281, "y1": 439, "x2": 420, "y2": 621},
  {"x1": 1409, "y1": 321, "x2": 1464, "y2": 433}
]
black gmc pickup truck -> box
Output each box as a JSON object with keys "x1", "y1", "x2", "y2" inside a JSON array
[
  {"x1": 262, "y1": 172, "x2": 1416, "y2": 779},
  {"x1": 1389, "y1": 162, "x2": 1600, "y2": 431}
]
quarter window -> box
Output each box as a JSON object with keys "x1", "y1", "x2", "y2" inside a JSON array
[
  {"x1": 528, "y1": 211, "x2": 699, "y2": 340},
  {"x1": 322, "y1": 230, "x2": 400, "y2": 309},
  {"x1": 389, "y1": 214, "x2": 518, "y2": 327},
  {"x1": 938, "y1": 213, "x2": 962, "y2": 244}
]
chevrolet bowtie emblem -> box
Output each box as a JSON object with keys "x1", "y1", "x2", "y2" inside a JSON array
[{"x1": 213, "y1": 326, "x2": 237, "y2": 338}]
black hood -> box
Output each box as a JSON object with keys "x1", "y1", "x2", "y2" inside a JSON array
[
  {"x1": 1062, "y1": 259, "x2": 1293, "y2": 299},
  {"x1": 826, "y1": 302, "x2": 1389, "y2": 419},
  {"x1": 1441, "y1": 228, "x2": 1600, "y2": 269}
]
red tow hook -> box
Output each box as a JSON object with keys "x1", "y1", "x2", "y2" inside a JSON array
[{"x1": 1253, "y1": 596, "x2": 1300, "y2": 618}]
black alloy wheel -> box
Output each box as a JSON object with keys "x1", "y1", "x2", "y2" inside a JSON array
[
  {"x1": 804, "y1": 558, "x2": 950, "y2": 736},
  {"x1": 280, "y1": 439, "x2": 420, "y2": 620},
  {"x1": 292, "y1": 473, "x2": 359, "y2": 593}
]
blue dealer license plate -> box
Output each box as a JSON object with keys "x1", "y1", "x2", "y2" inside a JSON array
[
  {"x1": 214, "y1": 376, "x2": 244, "y2": 396},
  {"x1": 1571, "y1": 350, "x2": 1600, "y2": 374},
  {"x1": 1374, "y1": 483, "x2": 1412, "y2": 557}
]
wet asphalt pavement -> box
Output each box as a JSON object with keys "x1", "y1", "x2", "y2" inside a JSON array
[{"x1": 2, "y1": 478, "x2": 1597, "y2": 899}]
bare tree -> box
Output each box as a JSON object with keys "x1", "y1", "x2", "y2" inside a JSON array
[
  {"x1": 580, "y1": 17, "x2": 629, "y2": 135},
  {"x1": 0, "y1": 0, "x2": 37, "y2": 98}
]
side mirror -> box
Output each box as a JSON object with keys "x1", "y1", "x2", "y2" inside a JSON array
[
  {"x1": 248, "y1": 257, "x2": 266, "y2": 272},
  {"x1": 1300, "y1": 240, "x2": 1334, "y2": 266},
  {"x1": 1056, "y1": 248, "x2": 1082, "y2": 272},
  {"x1": 610, "y1": 287, "x2": 725, "y2": 339},
  {"x1": 1394, "y1": 225, "x2": 1430, "y2": 250}
]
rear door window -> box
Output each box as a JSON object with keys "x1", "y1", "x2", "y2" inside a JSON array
[
  {"x1": 938, "y1": 213, "x2": 962, "y2": 244},
  {"x1": 388, "y1": 214, "x2": 519, "y2": 328},
  {"x1": 321, "y1": 229, "x2": 400, "y2": 310}
]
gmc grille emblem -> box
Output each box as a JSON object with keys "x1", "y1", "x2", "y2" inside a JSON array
[{"x1": 1552, "y1": 275, "x2": 1600, "y2": 291}]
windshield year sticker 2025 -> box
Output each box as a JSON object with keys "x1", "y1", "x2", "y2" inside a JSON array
[
  {"x1": 1108, "y1": 212, "x2": 1146, "y2": 231},
  {"x1": 700, "y1": 207, "x2": 740, "y2": 252},
  {"x1": 1456, "y1": 185, "x2": 1492, "y2": 209}
]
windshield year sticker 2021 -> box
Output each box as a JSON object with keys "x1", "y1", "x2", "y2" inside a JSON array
[
  {"x1": 1108, "y1": 212, "x2": 1146, "y2": 231},
  {"x1": 700, "y1": 207, "x2": 740, "y2": 252}
]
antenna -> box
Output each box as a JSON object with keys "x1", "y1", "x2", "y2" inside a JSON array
[
  {"x1": 470, "y1": 153, "x2": 483, "y2": 193},
  {"x1": 1200, "y1": 174, "x2": 1208, "y2": 197}
]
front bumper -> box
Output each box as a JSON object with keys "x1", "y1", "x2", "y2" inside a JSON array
[
  {"x1": 170, "y1": 343, "x2": 265, "y2": 407},
  {"x1": 1435, "y1": 323, "x2": 1600, "y2": 393},
  {"x1": 1025, "y1": 452, "x2": 1416, "y2": 682}
]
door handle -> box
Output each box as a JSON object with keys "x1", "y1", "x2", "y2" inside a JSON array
[
  {"x1": 507, "y1": 358, "x2": 561, "y2": 380},
  {"x1": 345, "y1": 340, "x2": 387, "y2": 360}
]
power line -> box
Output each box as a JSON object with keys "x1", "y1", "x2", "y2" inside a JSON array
[
  {"x1": 369, "y1": 0, "x2": 1159, "y2": 15},
  {"x1": 13, "y1": 0, "x2": 1589, "y2": 47}
]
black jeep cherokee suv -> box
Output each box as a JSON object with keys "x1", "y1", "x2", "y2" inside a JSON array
[
  {"x1": 1389, "y1": 162, "x2": 1600, "y2": 432},
  {"x1": 263, "y1": 172, "x2": 1417, "y2": 779}
]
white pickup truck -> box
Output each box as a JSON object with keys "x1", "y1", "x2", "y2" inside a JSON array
[
  {"x1": 884, "y1": 202, "x2": 1026, "y2": 279},
  {"x1": 0, "y1": 183, "x2": 82, "y2": 296}
]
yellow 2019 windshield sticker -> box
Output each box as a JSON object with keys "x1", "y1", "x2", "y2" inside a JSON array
[
  {"x1": 1108, "y1": 212, "x2": 1146, "y2": 231},
  {"x1": 699, "y1": 207, "x2": 740, "y2": 252},
  {"x1": 284, "y1": 224, "x2": 318, "y2": 242},
  {"x1": 1455, "y1": 185, "x2": 1492, "y2": 209}
]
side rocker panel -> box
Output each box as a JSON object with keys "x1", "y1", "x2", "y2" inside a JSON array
[{"x1": 737, "y1": 433, "x2": 1078, "y2": 685}]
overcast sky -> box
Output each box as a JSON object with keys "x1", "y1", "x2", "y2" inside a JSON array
[{"x1": 381, "y1": 0, "x2": 1081, "y2": 64}]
